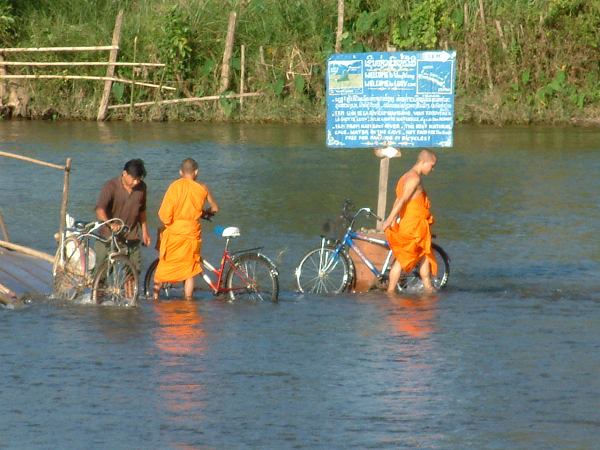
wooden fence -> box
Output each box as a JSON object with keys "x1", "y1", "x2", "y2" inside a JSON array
[{"x1": 0, "y1": 9, "x2": 263, "y2": 120}]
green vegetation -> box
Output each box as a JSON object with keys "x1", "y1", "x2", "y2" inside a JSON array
[{"x1": 1, "y1": 0, "x2": 599, "y2": 125}]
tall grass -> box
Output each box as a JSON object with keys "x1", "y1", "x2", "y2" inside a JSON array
[{"x1": 2, "y1": 0, "x2": 600, "y2": 124}]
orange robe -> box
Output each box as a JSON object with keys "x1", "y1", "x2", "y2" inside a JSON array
[
  {"x1": 384, "y1": 177, "x2": 438, "y2": 275},
  {"x1": 154, "y1": 178, "x2": 208, "y2": 283}
]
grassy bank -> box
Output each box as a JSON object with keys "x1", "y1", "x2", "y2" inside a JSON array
[{"x1": 1, "y1": 0, "x2": 599, "y2": 125}]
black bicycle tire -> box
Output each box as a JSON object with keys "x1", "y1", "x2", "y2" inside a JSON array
[
  {"x1": 397, "y1": 243, "x2": 450, "y2": 292},
  {"x1": 225, "y1": 252, "x2": 279, "y2": 302},
  {"x1": 432, "y1": 243, "x2": 450, "y2": 289},
  {"x1": 143, "y1": 258, "x2": 159, "y2": 299},
  {"x1": 91, "y1": 255, "x2": 139, "y2": 306},
  {"x1": 295, "y1": 246, "x2": 352, "y2": 294}
]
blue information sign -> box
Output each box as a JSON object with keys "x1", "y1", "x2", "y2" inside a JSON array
[{"x1": 326, "y1": 51, "x2": 456, "y2": 148}]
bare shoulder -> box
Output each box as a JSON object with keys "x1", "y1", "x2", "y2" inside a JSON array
[
  {"x1": 196, "y1": 181, "x2": 211, "y2": 192},
  {"x1": 403, "y1": 170, "x2": 421, "y2": 187}
]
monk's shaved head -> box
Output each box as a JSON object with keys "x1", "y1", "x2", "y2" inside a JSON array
[
  {"x1": 417, "y1": 149, "x2": 437, "y2": 164},
  {"x1": 180, "y1": 158, "x2": 199, "y2": 174}
]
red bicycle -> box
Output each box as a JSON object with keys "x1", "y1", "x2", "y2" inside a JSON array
[{"x1": 143, "y1": 222, "x2": 279, "y2": 302}]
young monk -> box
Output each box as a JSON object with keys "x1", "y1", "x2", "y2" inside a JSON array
[
  {"x1": 382, "y1": 149, "x2": 438, "y2": 294},
  {"x1": 153, "y1": 158, "x2": 219, "y2": 301}
]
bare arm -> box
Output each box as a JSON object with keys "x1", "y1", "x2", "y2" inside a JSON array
[
  {"x1": 96, "y1": 207, "x2": 121, "y2": 232},
  {"x1": 205, "y1": 188, "x2": 219, "y2": 214},
  {"x1": 382, "y1": 174, "x2": 420, "y2": 230},
  {"x1": 139, "y1": 210, "x2": 151, "y2": 246}
]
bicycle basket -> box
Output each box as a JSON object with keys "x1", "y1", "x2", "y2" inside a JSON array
[{"x1": 321, "y1": 214, "x2": 349, "y2": 242}]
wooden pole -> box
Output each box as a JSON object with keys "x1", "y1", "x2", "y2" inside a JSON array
[
  {"x1": 130, "y1": 36, "x2": 138, "y2": 117},
  {"x1": 57, "y1": 158, "x2": 72, "y2": 259},
  {"x1": 0, "y1": 53, "x2": 5, "y2": 106},
  {"x1": 0, "y1": 240, "x2": 54, "y2": 263},
  {"x1": 335, "y1": 0, "x2": 345, "y2": 53},
  {"x1": 0, "y1": 61, "x2": 164, "y2": 67},
  {"x1": 376, "y1": 157, "x2": 389, "y2": 231},
  {"x1": 107, "y1": 91, "x2": 263, "y2": 110},
  {"x1": 0, "y1": 150, "x2": 65, "y2": 170},
  {"x1": 478, "y1": 0, "x2": 494, "y2": 90},
  {"x1": 97, "y1": 10, "x2": 124, "y2": 121},
  {"x1": 219, "y1": 11, "x2": 237, "y2": 93},
  {"x1": 0, "y1": 74, "x2": 176, "y2": 91},
  {"x1": 0, "y1": 45, "x2": 117, "y2": 53},
  {"x1": 240, "y1": 44, "x2": 245, "y2": 112},
  {"x1": 463, "y1": 3, "x2": 470, "y2": 88},
  {"x1": 495, "y1": 19, "x2": 507, "y2": 52},
  {"x1": 0, "y1": 210, "x2": 9, "y2": 242}
]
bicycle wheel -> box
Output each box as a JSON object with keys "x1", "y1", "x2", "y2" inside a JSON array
[
  {"x1": 225, "y1": 252, "x2": 279, "y2": 302},
  {"x1": 397, "y1": 243, "x2": 450, "y2": 292},
  {"x1": 92, "y1": 255, "x2": 139, "y2": 307},
  {"x1": 295, "y1": 246, "x2": 351, "y2": 294},
  {"x1": 53, "y1": 236, "x2": 86, "y2": 300},
  {"x1": 143, "y1": 258, "x2": 185, "y2": 300}
]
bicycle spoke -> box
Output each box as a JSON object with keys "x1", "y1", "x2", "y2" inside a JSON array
[
  {"x1": 296, "y1": 247, "x2": 349, "y2": 294},
  {"x1": 226, "y1": 253, "x2": 279, "y2": 302},
  {"x1": 93, "y1": 256, "x2": 138, "y2": 306}
]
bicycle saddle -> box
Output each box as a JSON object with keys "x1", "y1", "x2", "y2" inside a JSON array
[{"x1": 215, "y1": 226, "x2": 240, "y2": 238}]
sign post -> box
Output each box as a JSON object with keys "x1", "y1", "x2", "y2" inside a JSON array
[{"x1": 326, "y1": 50, "x2": 456, "y2": 222}]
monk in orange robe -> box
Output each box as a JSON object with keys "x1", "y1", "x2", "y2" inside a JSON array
[
  {"x1": 382, "y1": 149, "x2": 438, "y2": 294},
  {"x1": 153, "y1": 158, "x2": 219, "y2": 301}
]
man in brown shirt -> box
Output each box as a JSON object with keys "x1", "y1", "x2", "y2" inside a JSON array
[{"x1": 95, "y1": 159, "x2": 151, "y2": 273}]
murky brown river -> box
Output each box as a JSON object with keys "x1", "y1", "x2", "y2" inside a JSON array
[{"x1": 1, "y1": 121, "x2": 599, "y2": 448}]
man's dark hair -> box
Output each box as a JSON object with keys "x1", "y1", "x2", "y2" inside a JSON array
[{"x1": 123, "y1": 159, "x2": 147, "y2": 179}]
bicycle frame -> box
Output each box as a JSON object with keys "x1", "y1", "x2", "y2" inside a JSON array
[
  {"x1": 54, "y1": 218, "x2": 128, "y2": 281},
  {"x1": 325, "y1": 230, "x2": 393, "y2": 281},
  {"x1": 346, "y1": 231, "x2": 394, "y2": 278},
  {"x1": 200, "y1": 237, "x2": 263, "y2": 295}
]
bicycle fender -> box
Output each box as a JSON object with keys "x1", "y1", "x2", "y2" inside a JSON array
[
  {"x1": 231, "y1": 247, "x2": 263, "y2": 256},
  {"x1": 432, "y1": 243, "x2": 450, "y2": 262}
]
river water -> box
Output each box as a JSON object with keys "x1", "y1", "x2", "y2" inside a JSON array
[{"x1": 1, "y1": 122, "x2": 599, "y2": 449}]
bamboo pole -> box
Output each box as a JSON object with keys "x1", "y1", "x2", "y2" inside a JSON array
[
  {"x1": 0, "y1": 46, "x2": 117, "y2": 53},
  {"x1": 478, "y1": 0, "x2": 494, "y2": 90},
  {"x1": 0, "y1": 280, "x2": 18, "y2": 306},
  {"x1": 107, "y1": 92, "x2": 263, "y2": 110},
  {"x1": 0, "y1": 74, "x2": 176, "y2": 91},
  {"x1": 0, "y1": 53, "x2": 4, "y2": 105},
  {"x1": 0, "y1": 281, "x2": 16, "y2": 297},
  {"x1": 463, "y1": 3, "x2": 470, "y2": 88},
  {"x1": 0, "y1": 61, "x2": 164, "y2": 67},
  {"x1": 0, "y1": 240, "x2": 54, "y2": 263},
  {"x1": 219, "y1": 11, "x2": 237, "y2": 93},
  {"x1": 495, "y1": 19, "x2": 507, "y2": 52},
  {"x1": 130, "y1": 36, "x2": 138, "y2": 116},
  {"x1": 57, "y1": 158, "x2": 72, "y2": 260},
  {"x1": 335, "y1": 0, "x2": 345, "y2": 53},
  {"x1": 0, "y1": 210, "x2": 9, "y2": 242},
  {"x1": 97, "y1": 10, "x2": 124, "y2": 121},
  {"x1": 0, "y1": 150, "x2": 65, "y2": 170},
  {"x1": 240, "y1": 44, "x2": 245, "y2": 111}
]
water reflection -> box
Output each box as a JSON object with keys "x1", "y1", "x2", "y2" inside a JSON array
[
  {"x1": 153, "y1": 300, "x2": 207, "y2": 429},
  {"x1": 384, "y1": 294, "x2": 440, "y2": 339}
]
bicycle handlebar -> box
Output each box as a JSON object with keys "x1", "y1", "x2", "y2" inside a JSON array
[
  {"x1": 342, "y1": 199, "x2": 382, "y2": 224},
  {"x1": 201, "y1": 208, "x2": 216, "y2": 221}
]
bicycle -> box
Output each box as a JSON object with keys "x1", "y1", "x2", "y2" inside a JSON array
[
  {"x1": 52, "y1": 216, "x2": 139, "y2": 306},
  {"x1": 143, "y1": 216, "x2": 279, "y2": 303},
  {"x1": 295, "y1": 200, "x2": 450, "y2": 294}
]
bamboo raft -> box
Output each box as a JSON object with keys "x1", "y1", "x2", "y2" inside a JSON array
[
  {"x1": 0, "y1": 151, "x2": 69, "y2": 307},
  {"x1": 0, "y1": 245, "x2": 53, "y2": 307}
]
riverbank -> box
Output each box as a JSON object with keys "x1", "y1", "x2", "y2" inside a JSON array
[{"x1": 1, "y1": 1, "x2": 599, "y2": 125}]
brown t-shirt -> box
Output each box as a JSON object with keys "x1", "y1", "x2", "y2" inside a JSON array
[{"x1": 95, "y1": 176, "x2": 147, "y2": 240}]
